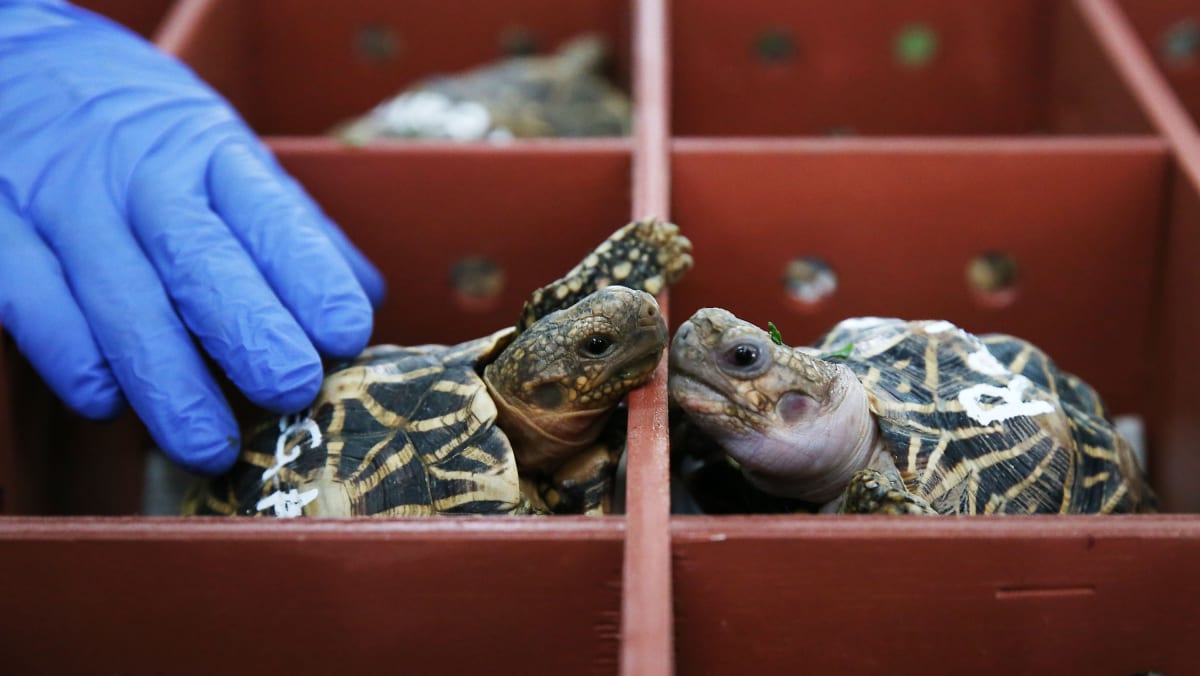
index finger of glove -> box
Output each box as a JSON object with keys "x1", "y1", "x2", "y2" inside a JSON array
[{"x1": 210, "y1": 142, "x2": 379, "y2": 358}]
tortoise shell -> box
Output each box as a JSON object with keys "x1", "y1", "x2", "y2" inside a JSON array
[
  {"x1": 188, "y1": 331, "x2": 524, "y2": 516},
  {"x1": 334, "y1": 34, "x2": 630, "y2": 143},
  {"x1": 813, "y1": 317, "x2": 1155, "y2": 514}
]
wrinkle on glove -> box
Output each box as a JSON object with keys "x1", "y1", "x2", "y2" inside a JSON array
[{"x1": 0, "y1": 1, "x2": 386, "y2": 473}]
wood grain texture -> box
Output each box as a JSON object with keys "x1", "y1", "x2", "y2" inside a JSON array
[
  {"x1": 673, "y1": 516, "x2": 1200, "y2": 675},
  {"x1": 622, "y1": 1, "x2": 674, "y2": 674},
  {"x1": 0, "y1": 518, "x2": 624, "y2": 676}
]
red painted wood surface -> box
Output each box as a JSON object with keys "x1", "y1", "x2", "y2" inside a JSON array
[
  {"x1": 1078, "y1": 0, "x2": 1200, "y2": 511},
  {"x1": 268, "y1": 141, "x2": 634, "y2": 346},
  {"x1": 0, "y1": 518, "x2": 623, "y2": 676},
  {"x1": 622, "y1": 1, "x2": 673, "y2": 675},
  {"x1": 672, "y1": 516, "x2": 1200, "y2": 674},
  {"x1": 1118, "y1": 0, "x2": 1200, "y2": 129},
  {"x1": 1152, "y1": 173, "x2": 1200, "y2": 512},
  {"x1": 2, "y1": 1, "x2": 1200, "y2": 674},
  {"x1": 670, "y1": 0, "x2": 1150, "y2": 136},
  {"x1": 72, "y1": 0, "x2": 176, "y2": 38}
]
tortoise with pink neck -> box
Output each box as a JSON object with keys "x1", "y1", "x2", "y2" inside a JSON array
[{"x1": 669, "y1": 311, "x2": 1156, "y2": 515}]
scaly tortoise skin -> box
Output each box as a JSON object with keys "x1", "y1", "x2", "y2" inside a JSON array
[
  {"x1": 334, "y1": 34, "x2": 631, "y2": 143},
  {"x1": 185, "y1": 219, "x2": 692, "y2": 517},
  {"x1": 669, "y1": 312, "x2": 1156, "y2": 515}
]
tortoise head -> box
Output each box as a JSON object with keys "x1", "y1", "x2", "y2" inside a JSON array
[
  {"x1": 485, "y1": 285, "x2": 668, "y2": 473},
  {"x1": 669, "y1": 308, "x2": 879, "y2": 503}
]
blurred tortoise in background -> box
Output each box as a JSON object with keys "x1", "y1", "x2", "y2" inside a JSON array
[
  {"x1": 669, "y1": 312, "x2": 1156, "y2": 515},
  {"x1": 184, "y1": 218, "x2": 692, "y2": 517},
  {"x1": 334, "y1": 34, "x2": 631, "y2": 143}
]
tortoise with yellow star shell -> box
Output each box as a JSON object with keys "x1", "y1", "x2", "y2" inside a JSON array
[
  {"x1": 334, "y1": 34, "x2": 631, "y2": 143},
  {"x1": 184, "y1": 218, "x2": 692, "y2": 517},
  {"x1": 669, "y1": 312, "x2": 1156, "y2": 515}
]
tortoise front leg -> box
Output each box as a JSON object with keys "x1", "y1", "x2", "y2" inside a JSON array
[
  {"x1": 518, "y1": 218, "x2": 693, "y2": 330},
  {"x1": 537, "y1": 442, "x2": 623, "y2": 515},
  {"x1": 837, "y1": 469, "x2": 937, "y2": 515}
]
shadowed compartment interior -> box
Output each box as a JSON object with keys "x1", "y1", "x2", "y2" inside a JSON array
[{"x1": 72, "y1": 0, "x2": 177, "y2": 38}]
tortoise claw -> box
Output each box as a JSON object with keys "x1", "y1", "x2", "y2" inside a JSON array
[{"x1": 838, "y1": 469, "x2": 937, "y2": 515}]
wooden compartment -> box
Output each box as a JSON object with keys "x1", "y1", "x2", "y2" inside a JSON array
[
  {"x1": 1119, "y1": 0, "x2": 1200, "y2": 128},
  {"x1": 672, "y1": 517, "x2": 1200, "y2": 675},
  {"x1": 4, "y1": 1, "x2": 1200, "y2": 675},
  {"x1": 0, "y1": 519, "x2": 624, "y2": 676},
  {"x1": 73, "y1": 0, "x2": 177, "y2": 39},
  {"x1": 163, "y1": 0, "x2": 633, "y2": 137},
  {"x1": 270, "y1": 141, "x2": 633, "y2": 344},
  {"x1": 671, "y1": 0, "x2": 1152, "y2": 137},
  {"x1": 669, "y1": 140, "x2": 1165, "y2": 424}
]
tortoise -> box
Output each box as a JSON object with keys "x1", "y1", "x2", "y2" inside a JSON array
[
  {"x1": 184, "y1": 218, "x2": 692, "y2": 517},
  {"x1": 333, "y1": 34, "x2": 631, "y2": 143},
  {"x1": 668, "y1": 311, "x2": 1157, "y2": 515}
]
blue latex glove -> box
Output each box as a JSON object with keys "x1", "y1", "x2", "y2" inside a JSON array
[{"x1": 0, "y1": 1, "x2": 386, "y2": 473}]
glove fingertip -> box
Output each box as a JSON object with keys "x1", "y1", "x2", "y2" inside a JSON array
[
  {"x1": 144, "y1": 389, "x2": 243, "y2": 476},
  {"x1": 69, "y1": 376, "x2": 126, "y2": 421},
  {"x1": 176, "y1": 434, "x2": 242, "y2": 476},
  {"x1": 354, "y1": 259, "x2": 387, "y2": 309},
  {"x1": 250, "y1": 361, "x2": 324, "y2": 414},
  {"x1": 310, "y1": 300, "x2": 373, "y2": 360}
]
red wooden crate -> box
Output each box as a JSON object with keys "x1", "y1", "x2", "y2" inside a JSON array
[{"x1": 3, "y1": 1, "x2": 1200, "y2": 674}]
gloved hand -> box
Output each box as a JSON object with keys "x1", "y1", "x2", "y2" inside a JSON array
[{"x1": 0, "y1": 1, "x2": 386, "y2": 473}]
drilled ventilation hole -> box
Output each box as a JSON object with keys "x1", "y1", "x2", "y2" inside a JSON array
[
  {"x1": 1161, "y1": 19, "x2": 1200, "y2": 68},
  {"x1": 451, "y1": 257, "x2": 505, "y2": 310},
  {"x1": 784, "y1": 257, "x2": 837, "y2": 310},
  {"x1": 754, "y1": 28, "x2": 797, "y2": 63},
  {"x1": 499, "y1": 27, "x2": 540, "y2": 56},
  {"x1": 967, "y1": 251, "x2": 1019, "y2": 308},
  {"x1": 354, "y1": 24, "x2": 401, "y2": 64},
  {"x1": 895, "y1": 23, "x2": 938, "y2": 68}
]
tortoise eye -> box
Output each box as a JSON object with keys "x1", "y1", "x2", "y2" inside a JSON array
[
  {"x1": 717, "y1": 342, "x2": 771, "y2": 378},
  {"x1": 581, "y1": 335, "x2": 614, "y2": 357},
  {"x1": 728, "y1": 344, "x2": 760, "y2": 368}
]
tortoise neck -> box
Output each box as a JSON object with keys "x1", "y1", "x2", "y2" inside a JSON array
[
  {"x1": 484, "y1": 376, "x2": 612, "y2": 474},
  {"x1": 740, "y1": 367, "x2": 881, "y2": 504}
]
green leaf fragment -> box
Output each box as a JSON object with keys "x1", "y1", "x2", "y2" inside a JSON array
[
  {"x1": 820, "y1": 343, "x2": 854, "y2": 361},
  {"x1": 767, "y1": 321, "x2": 784, "y2": 346}
]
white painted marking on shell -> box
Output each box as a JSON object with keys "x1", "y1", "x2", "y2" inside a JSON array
[
  {"x1": 443, "y1": 101, "x2": 492, "y2": 139},
  {"x1": 967, "y1": 347, "x2": 1011, "y2": 377},
  {"x1": 836, "y1": 317, "x2": 896, "y2": 331},
  {"x1": 850, "y1": 330, "x2": 907, "y2": 359},
  {"x1": 923, "y1": 320, "x2": 957, "y2": 334},
  {"x1": 256, "y1": 488, "x2": 319, "y2": 518},
  {"x1": 370, "y1": 91, "x2": 503, "y2": 140},
  {"x1": 958, "y1": 375, "x2": 1055, "y2": 425},
  {"x1": 262, "y1": 411, "x2": 322, "y2": 484}
]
